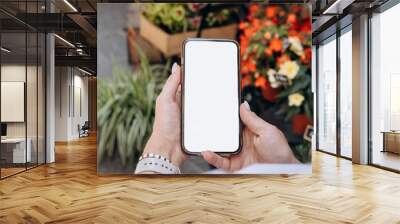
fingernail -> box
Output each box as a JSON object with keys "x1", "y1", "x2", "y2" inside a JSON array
[
  {"x1": 172, "y1": 62, "x2": 178, "y2": 74},
  {"x1": 243, "y1": 101, "x2": 251, "y2": 111}
]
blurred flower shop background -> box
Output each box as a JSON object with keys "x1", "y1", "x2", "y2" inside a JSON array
[{"x1": 97, "y1": 3, "x2": 312, "y2": 173}]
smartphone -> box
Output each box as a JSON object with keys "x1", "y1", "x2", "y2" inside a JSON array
[{"x1": 181, "y1": 38, "x2": 242, "y2": 155}]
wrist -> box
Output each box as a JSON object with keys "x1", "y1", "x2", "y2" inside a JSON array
[{"x1": 143, "y1": 135, "x2": 183, "y2": 167}]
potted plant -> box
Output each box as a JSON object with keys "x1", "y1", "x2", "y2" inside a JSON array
[
  {"x1": 97, "y1": 49, "x2": 170, "y2": 170},
  {"x1": 239, "y1": 4, "x2": 312, "y2": 163},
  {"x1": 140, "y1": 3, "x2": 239, "y2": 56}
]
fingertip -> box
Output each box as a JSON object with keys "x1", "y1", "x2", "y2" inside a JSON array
[
  {"x1": 201, "y1": 151, "x2": 211, "y2": 159},
  {"x1": 240, "y1": 102, "x2": 253, "y2": 119},
  {"x1": 243, "y1": 101, "x2": 251, "y2": 111},
  {"x1": 172, "y1": 62, "x2": 178, "y2": 73}
]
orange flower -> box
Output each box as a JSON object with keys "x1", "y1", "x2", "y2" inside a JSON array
[
  {"x1": 292, "y1": 114, "x2": 312, "y2": 135},
  {"x1": 248, "y1": 60, "x2": 257, "y2": 72},
  {"x1": 264, "y1": 48, "x2": 273, "y2": 56},
  {"x1": 241, "y1": 59, "x2": 257, "y2": 74},
  {"x1": 287, "y1": 13, "x2": 297, "y2": 24},
  {"x1": 264, "y1": 31, "x2": 271, "y2": 40},
  {"x1": 255, "y1": 75, "x2": 266, "y2": 89},
  {"x1": 244, "y1": 28, "x2": 255, "y2": 38},
  {"x1": 270, "y1": 38, "x2": 283, "y2": 52},
  {"x1": 239, "y1": 22, "x2": 248, "y2": 30},
  {"x1": 249, "y1": 4, "x2": 260, "y2": 15},
  {"x1": 252, "y1": 18, "x2": 261, "y2": 29},
  {"x1": 265, "y1": 6, "x2": 277, "y2": 19},
  {"x1": 241, "y1": 66, "x2": 248, "y2": 74}
]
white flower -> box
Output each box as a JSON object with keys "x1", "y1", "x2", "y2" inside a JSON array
[
  {"x1": 288, "y1": 93, "x2": 305, "y2": 107},
  {"x1": 267, "y1": 69, "x2": 280, "y2": 88},
  {"x1": 288, "y1": 37, "x2": 304, "y2": 56},
  {"x1": 278, "y1": 60, "x2": 299, "y2": 80}
]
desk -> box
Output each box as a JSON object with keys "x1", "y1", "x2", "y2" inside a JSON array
[
  {"x1": 1, "y1": 138, "x2": 31, "y2": 163},
  {"x1": 381, "y1": 131, "x2": 400, "y2": 154}
]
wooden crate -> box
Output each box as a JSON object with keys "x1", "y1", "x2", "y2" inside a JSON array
[{"x1": 139, "y1": 15, "x2": 237, "y2": 57}]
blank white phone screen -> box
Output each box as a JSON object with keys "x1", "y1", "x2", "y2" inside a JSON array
[{"x1": 183, "y1": 40, "x2": 240, "y2": 153}]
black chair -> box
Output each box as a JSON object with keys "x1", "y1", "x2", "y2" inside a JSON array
[{"x1": 79, "y1": 121, "x2": 90, "y2": 138}]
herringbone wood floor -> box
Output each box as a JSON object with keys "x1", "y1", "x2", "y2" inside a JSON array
[{"x1": 1, "y1": 135, "x2": 400, "y2": 224}]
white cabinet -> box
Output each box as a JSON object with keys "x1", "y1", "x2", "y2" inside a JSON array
[{"x1": 1, "y1": 138, "x2": 32, "y2": 163}]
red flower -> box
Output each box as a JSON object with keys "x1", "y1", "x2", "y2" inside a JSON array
[
  {"x1": 241, "y1": 74, "x2": 252, "y2": 88},
  {"x1": 255, "y1": 76, "x2": 278, "y2": 102},
  {"x1": 292, "y1": 114, "x2": 312, "y2": 135},
  {"x1": 300, "y1": 19, "x2": 311, "y2": 33},
  {"x1": 301, "y1": 48, "x2": 312, "y2": 64},
  {"x1": 288, "y1": 30, "x2": 299, "y2": 38}
]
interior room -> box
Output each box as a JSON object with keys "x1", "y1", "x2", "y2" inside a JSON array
[
  {"x1": 0, "y1": 0, "x2": 399, "y2": 223},
  {"x1": 0, "y1": 14, "x2": 46, "y2": 178}
]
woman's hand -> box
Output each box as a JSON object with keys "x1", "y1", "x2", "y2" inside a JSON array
[
  {"x1": 143, "y1": 63, "x2": 187, "y2": 167},
  {"x1": 201, "y1": 101, "x2": 299, "y2": 172}
]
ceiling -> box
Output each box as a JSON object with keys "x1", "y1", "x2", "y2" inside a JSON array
[
  {"x1": 1, "y1": 0, "x2": 98, "y2": 73},
  {"x1": 311, "y1": 0, "x2": 390, "y2": 43},
  {"x1": 1, "y1": 0, "x2": 393, "y2": 73}
]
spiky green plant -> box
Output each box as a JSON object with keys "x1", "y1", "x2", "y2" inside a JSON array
[{"x1": 98, "y1": 52, "x2": 170, "y2": 166}]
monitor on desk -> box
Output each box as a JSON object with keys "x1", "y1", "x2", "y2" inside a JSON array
[{"x1": 1, "y1": 123, "x2": 7, "y2": 138}]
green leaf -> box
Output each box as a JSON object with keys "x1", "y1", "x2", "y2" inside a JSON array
[{"x1": 97, "y1": 47, "x2": 170, "y2": 167}]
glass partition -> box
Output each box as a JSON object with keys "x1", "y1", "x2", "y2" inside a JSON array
[
  {"x1": 317, "y1": 36, "x2": 337, "y2": 154},
  {"x1": 0, "y1": 1, "x2": 46, "y2": 179},
  {"x1": 1, "y1": 30, "x2": 28, "y2": 177}
]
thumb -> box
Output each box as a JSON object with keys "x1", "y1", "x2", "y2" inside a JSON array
[{"x1": 240, "y1": 101, "x2": 268, "y2": 135}]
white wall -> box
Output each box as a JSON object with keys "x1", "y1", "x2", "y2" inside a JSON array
[
  {"x1": 55, "y1": 67, "x2": 89, "y2": 141},
  {"x1": 1, "y1": 65, "x2": 39, "y2": 138},
  {"x1": 1, "y1": 63, "x2": 46, "y2": 164}
]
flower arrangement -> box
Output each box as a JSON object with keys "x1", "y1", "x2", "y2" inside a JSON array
[
  {"x1": 142, "y1": 3, "x2": 236, "y2": 34},
  {"x1": 239, "y1": 4, "x2": 312, "y2": 162}
]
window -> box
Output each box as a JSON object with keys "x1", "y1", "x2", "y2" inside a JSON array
[
  {"x1": 317, "y1": 36, "x2": 337, "y2": 154},
  {"x1": 370, "y1": 2, "x2": 400, "y2": 171},
  {"x1": 339, "y1": 28, "x2": 352, "y2": 158}
]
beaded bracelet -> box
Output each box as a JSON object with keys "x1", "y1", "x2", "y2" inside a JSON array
[{"x1": 134, "y1": 153, "x2": 180, "y2": 174}]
